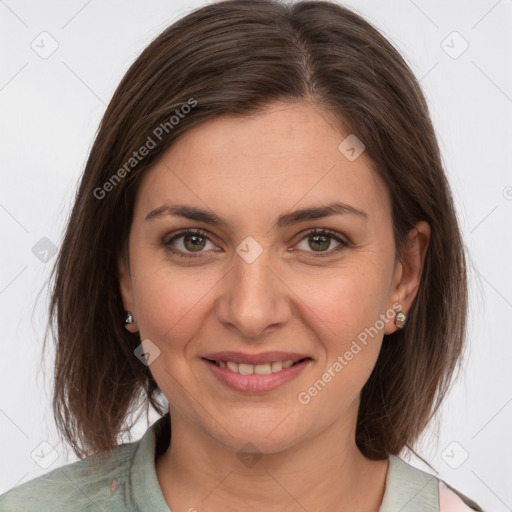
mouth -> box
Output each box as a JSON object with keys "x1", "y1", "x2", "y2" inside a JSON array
[
  {"x1": 201, "y1": 355, "x2": 313, "y2": 393},
  {"x1": 203, "y1": 357, "x2": 311, "y2": 375}
]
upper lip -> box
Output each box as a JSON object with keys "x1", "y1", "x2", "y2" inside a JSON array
[{"x1": 201, "y1": 351, "x2": 311, "y2": 365}]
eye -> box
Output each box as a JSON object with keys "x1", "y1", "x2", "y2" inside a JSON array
[
  {"x1": 294, "y1": 228, "x2": 348, "y2": 256},
  {"x1": 163, "y1": 229, "x2": 215, "y2": 258},
  {"x1": 163, "y1": 228, "x2": 349, "y2": 259}
]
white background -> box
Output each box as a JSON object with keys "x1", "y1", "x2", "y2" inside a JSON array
[{"x1": 1, "y1": 0, "x2": 511, "y2": 510}]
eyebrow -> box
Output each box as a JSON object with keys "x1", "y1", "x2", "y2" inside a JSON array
[{"x1": 145, "y1": 201, "x2": 368, "y2": 229}]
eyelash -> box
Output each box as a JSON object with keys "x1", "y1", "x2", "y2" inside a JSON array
[{"x1": 163, "y1": 228, "x2": 349, "y2": 259}]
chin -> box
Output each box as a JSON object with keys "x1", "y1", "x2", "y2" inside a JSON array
[{"x1": 211, "y1": 412, "x2": 306, "y2": 455}]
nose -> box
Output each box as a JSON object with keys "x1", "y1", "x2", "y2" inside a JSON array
[{"x1": 215, "y1": 248, "x2": 291, "y2": 340}]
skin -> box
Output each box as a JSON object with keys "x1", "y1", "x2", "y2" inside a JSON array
[{"x1": 118, "y1": 101, "x2": 430, "y2": 512}]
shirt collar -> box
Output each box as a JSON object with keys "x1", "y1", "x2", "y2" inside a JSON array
[
  {"x1": 129, "y1": 414, "x2": 171, "y2": 511},
  {"x1": 378, "y1": 454, "x2": 439, "y2": 511},
  {"x1": 128, "y1": 416, "x2": 439, "y2": 512}
]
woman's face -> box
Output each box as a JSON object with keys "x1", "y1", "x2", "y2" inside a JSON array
[{"x1": 119, "y1": 102, "x2": 428, "y2": 454}]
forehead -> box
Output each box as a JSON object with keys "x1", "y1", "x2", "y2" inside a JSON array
[{"x1": 135, "y1": 102, "x2": 390, "y2": 227}]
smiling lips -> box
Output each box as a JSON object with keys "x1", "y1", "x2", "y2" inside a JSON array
[
  {"x1": 201, "y1": 351, "x2": 312, "y2": 392},
  {"x1": 214, "y1": 359, "x2": 297, "y2": 375}
]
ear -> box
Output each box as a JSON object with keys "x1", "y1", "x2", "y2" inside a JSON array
[
  {"x1": 118, "y1": 252, "x2": 139, "y2": 333},
  {"x1": 384, "y1": 220, "x2": 431, "y2": 334}
]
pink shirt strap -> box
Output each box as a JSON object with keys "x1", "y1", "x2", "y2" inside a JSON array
[{"x1": 439, "y1": 480, "x2": 483, "y2": 511}]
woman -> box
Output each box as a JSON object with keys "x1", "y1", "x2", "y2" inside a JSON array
[{"x1": 0, "y1": 0, "x2": 483, "y2": 510}]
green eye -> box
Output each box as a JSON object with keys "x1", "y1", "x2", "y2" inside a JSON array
[
  {"x1": 296, "y1": 229, "x2": 348, "y2": 256},
  {"x1": 164, "y1": 229, "x2": 212, "y2": 258},
  {"x1": 182, "y1": 232, "x2": 207, "y2": 252},
  {"x1": 164, "y1": 228, "x2": 348, "y2": 259},
  {"x1": 308, "y1": 233, "x2": 331, "y2": 251}
]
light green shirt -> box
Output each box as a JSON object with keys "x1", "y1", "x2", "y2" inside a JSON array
[{"x1": 0, "y1": 414, "x2": 482, "y2": 511}]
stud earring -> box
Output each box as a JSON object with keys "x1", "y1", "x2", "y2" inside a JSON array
[
  {"x1": 124, "y1": 311, "x2": 134, "y2": 326},
  {"x1": 395, "y1": 311, "x2": 407, "y2": 329}
]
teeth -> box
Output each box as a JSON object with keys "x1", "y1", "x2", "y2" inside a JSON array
[
  {"x1": 226, "y1": 361, "x2": 239, "y2": 372},
  {"x1": 216, "y1": 359, "x2": 300, "y2": 374},
  {"x1": 254, "y1": 363, "x2": 272, "y2": 375},
  {"x1": 271, "y1": 361, "x2": 283, "y2": 372},
  {"x1": 238, "y1": 363, "x2": 254, "y2": 375}
]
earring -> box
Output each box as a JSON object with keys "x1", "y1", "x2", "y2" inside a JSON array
[
  {"x1": 395, "y1": 311, "x2": 407, "y2": 329},
  {"x1": 124, "y1": 311, "x2": 134, "y2": 326}
]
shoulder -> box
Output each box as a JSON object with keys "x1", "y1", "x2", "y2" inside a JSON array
[
  {"x1": 380, "y1": 455, "x2": 484, "y2": 512},
  {"x1": 0, "y1": 441, "x2": 138, "y2": 512}
]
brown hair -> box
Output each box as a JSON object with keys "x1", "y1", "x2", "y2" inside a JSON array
[{"x1": 46, "y1": 0, "x2": 468, "y2": 460}]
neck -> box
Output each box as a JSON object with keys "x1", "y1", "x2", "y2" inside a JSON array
[{"x1": 155, "y1": 404, "x2": 389, "y2": 512}]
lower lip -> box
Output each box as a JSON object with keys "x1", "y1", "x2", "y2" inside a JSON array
[{"x1": 202, "y1": 358, "x2": 312, "y2": 392}]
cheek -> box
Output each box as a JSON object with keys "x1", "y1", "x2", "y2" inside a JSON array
[
  {"x1": 286, "y1": 262, "x2": 390, "y2": 392},
  {"x1": 294, "y1": 284, "x2": 386, "y2": 416},
  {"x1": 131, "y1": 260, "x2": 219, "y2": 349},
  {"x1": 290, "y1": 262, "x2": 391, "y2": 339}
]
